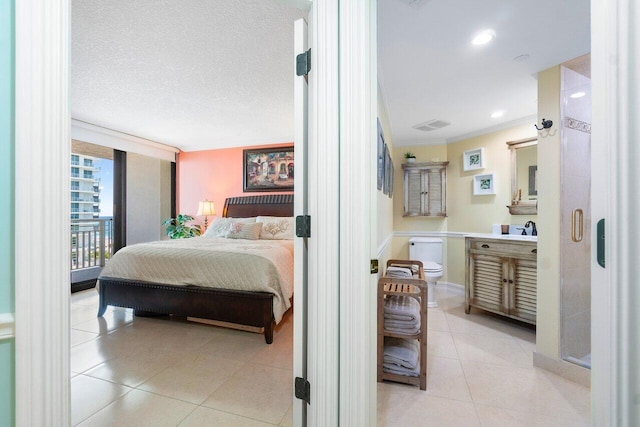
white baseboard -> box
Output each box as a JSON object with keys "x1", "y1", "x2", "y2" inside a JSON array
[
  {"x1": 441, "y1": 282, "x2": 464, "y2": 294},
  {"x1": 533, "y1": 351, "x2": 591, "y2": 388}
]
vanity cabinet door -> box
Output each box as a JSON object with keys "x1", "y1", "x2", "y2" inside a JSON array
[
  {"x1": 509, "y1": 258, "x2": 537, "y2": 322},
  {"x1": 467, "y1": 252, "x2": 507, "y2": 314}
]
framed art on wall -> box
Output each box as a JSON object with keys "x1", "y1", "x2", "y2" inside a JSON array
[
  {"x1": 473, "y1": 173, "x2": 496, "y2": 195},
  {"x1": 243, "y1": 146, "x2": 294, "y2": 192},
  {"x1": 377, "y1": 118, "x2": 385, "y2": 191},
  {"x1": 382, "y1": 143, "x2": 389, "y2": 195},
  {"x1": 388, "y1": 158, "x2": 394, "y2": 198},
  {"x1": 463, "y1": 147, "x2": 485, "y2": 171}
]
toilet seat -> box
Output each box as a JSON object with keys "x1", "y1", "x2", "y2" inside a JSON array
[{"x1": 423, "y1": 261, "x2": 443, "y2": 273}]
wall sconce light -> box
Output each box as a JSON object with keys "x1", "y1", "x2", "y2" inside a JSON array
[{"x1": 196, "y1": 200, "x2": 216, "y2": 229}]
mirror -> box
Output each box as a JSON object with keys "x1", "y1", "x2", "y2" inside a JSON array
[{"x1": 506, "y1": 137, "x2": 537, "y2": 215}]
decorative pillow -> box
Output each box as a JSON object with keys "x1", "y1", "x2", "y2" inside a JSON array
[
  {"x1": 203, "y1": 217, "x2": 256, "y2": 238},
  {"x1": 226, "y1": 221, "x2": 263, "y2": 240},
  {"x1": 255, "y1": 216, "x2": 294, "y2": 240}
]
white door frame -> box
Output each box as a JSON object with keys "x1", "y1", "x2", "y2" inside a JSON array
[
  {"x1": 305, "y1": 1, "x2": 341, "y2": 424},
  {"x1": 14, "y1": 0, "x2": 71, "y2": 425},
  {"x1": 590, "y1": 0, "x2": 640, "y2": 424},
  {"x1": 338, "y1": 1, "x2": 378, "y2": 425},
  {"x1": 14, "y1": 0, "x2": 639, "y2": 424}
]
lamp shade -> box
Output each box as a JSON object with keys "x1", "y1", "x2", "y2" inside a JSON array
[{"x1": 196, "y1": 200, "x2": 216, "y2": 216}]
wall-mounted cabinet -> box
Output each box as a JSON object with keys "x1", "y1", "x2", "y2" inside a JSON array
[{"x1": 402, "y1": 162, "x2": 448, "y2": 217}]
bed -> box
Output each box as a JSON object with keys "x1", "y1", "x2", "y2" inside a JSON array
[{"x1": 97, "y1": 194, "x2": 294, "y2": 344}]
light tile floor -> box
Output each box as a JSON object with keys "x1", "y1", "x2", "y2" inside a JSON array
[
  {"x1": 71, "y1": 286, "x2": 590, "y2": 426},
  {"x1": 377, "y1": 287, "x2": 591, "y2": 427},
  {"x1": 70, "y1": 289, "x2": 294, "y2": 426}
]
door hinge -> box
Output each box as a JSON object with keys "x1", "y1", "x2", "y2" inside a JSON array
[
  {"x1": 296, "y1": 48, "x2": 311, "y2": 76},
  {"x1": 295, "y1": 377, "x2": 310, "y2": 404},
  {"x1": 296, "y1": 215, "x2": 311, "y2": 238},
  {"x1": 371, "y1": 259, "x2": 379, "y2": 274}
]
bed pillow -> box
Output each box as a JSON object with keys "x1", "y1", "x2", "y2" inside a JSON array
[
  {"x1": 204, "y1": 217, "x2": 256, "y2": 238},
  {"x1": 226, "y1": 221, "x2": 263, "y2": 240},
  {"x1": 255, "y1": 216, "x2": 294, "y2": 240}
]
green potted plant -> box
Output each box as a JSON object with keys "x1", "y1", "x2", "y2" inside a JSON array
[
  {"x1": 404, "y1": 152, "x2": 416, "y2": 163},
  {"x1": 162, "y1": 214, "x2": 202, "y2": 239}
]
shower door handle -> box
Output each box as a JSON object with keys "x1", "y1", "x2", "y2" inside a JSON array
[{"x1": 571, "y1": 209, "x2": 584, "y2": 242}]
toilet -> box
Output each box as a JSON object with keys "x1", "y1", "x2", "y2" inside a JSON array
[{"x1": 409, "y1": 237, "x2": 444, "y2": 308}]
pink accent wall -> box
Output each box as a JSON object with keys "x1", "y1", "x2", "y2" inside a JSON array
[{"x1": 177, "y1": 143, "x2": 293, "y2": 227}]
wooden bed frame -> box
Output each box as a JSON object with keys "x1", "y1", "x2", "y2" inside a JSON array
[{"x1": 97, "y1": 194, "x2": 294, "y2": 344}]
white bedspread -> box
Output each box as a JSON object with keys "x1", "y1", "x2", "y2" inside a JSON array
[{"x1": 98, "y1": 237, "x2": 293, "y2": 323}]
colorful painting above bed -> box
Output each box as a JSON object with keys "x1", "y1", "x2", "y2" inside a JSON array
[{"x1": 243, "y1": 146, "x2": 294, "y2": 192}]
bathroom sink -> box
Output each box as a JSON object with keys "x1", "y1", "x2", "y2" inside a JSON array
[{"x1": 506, "y1": 235, "x2": 538, "y2": 241}]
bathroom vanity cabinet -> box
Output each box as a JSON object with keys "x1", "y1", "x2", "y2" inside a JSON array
[
  {"x1": 465, "y1": 237, "x2": 537, "y2": 324},
  {"x1": 402, "y1": 162, "x2": 449, "y2": 217}
]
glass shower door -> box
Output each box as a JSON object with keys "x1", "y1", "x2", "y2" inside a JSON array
[{"x1": 560, "y1": 65, "x2": 592, "y2": 368}]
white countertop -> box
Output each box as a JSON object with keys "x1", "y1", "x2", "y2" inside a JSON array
[{"x1": 465, "y1": 233, "x2": 538, "y2": 242}]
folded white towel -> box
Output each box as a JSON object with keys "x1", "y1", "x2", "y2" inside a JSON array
[
  {"x1": 384, "y1": 317, "x2": 420, "y2": 327},
  {"x1": 384, "y1": 313, "x2": 415, "y2": 321},
  {"x1": 384, "y1": 324, "x2": 420, "y2": 335},
  {"x1": 386, "y1": 266, "x2": 413, "y2": 278},
  {"x1": 384, "y1": 295, "x2": 421, "y2": 320},
  {"x1": 383, "y1": 362, "x2": 420, "y2": 377},
  {"x1": 384, "y1": 354, "x2": 417, "y2": 369},
  {"x1": 384, "y1": 338, "x2": 419, "y2": 368},
  {"x1": 385, "y1": 318, "x2": 420, "y2": 331}
]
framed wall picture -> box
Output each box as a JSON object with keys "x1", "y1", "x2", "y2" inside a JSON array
[
  {"x1": 377, "y1": 118, "x2": 385, "y2": 191},
  {"x1": 383, "y1": 143, "x2": 390, "y2": 195},
  {"x1": 388, "y1": 158, "x2": 394, "y2": 198},
  {"x1": 473, "y1": 173, "x2": 496, "y2": 195},
  {"x1": 243, "y1": 146, "x2": 294, "y2": 192},
  {"x1": 463, "y1": 147, "x2": 485, "y2": 171}
]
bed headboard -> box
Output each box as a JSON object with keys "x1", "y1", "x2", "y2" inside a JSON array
[{"x1": 222, "y1": 194, "x2": 294, "y2": 218}]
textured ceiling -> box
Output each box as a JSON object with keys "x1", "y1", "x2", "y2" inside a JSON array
[
  {"x1": 378, "y1": 0, "x2": 590, "y2": 146},
  {"x1": 72, "y1": 0, "x2": 307, "y2": 151},
  {"x1": 73, "y1": 1, "x2": 589, "y2": 152}
]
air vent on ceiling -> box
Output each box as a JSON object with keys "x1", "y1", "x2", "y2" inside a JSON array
[{"x1": 413, "y1": 119, "x2": 451, "y2": 132}]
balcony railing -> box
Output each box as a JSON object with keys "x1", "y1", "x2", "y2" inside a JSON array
[{"x1": 71, "y1": 218, "x2": 113, "y2": 271}]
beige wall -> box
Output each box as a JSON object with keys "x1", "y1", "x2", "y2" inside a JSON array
[
  {"x1": 377, "y1": 85, "x2": 395, "y2": 268},
  {"x1": 536, "y1": 65, "x2": 562, "y2": 360}
]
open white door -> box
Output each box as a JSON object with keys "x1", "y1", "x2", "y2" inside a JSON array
[
  {"x1": 591, "y1": 0, "x2": 640, "y2": 424},
  {"x1": 293, "y1": 17, "x2": 309, "y2": 427}
]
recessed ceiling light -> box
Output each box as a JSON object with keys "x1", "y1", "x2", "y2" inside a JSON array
[
  {"x1": 570, "y1": 91, "x2": 586, "y2": 99},
  {"x1": 491, "y1": 110, "x2": 505, "y2": 119},
  {"x1": 472, "y1": 29, "x2": 496, "y2": 46}
]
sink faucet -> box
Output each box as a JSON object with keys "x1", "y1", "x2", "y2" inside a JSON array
[{"x1": 524, "y1": 221, "x2": 537, "y2": 236}]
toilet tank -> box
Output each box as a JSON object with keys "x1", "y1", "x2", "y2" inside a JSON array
[{"x1": 409, "y1": 237, "x2": 443, "y2": 264}]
